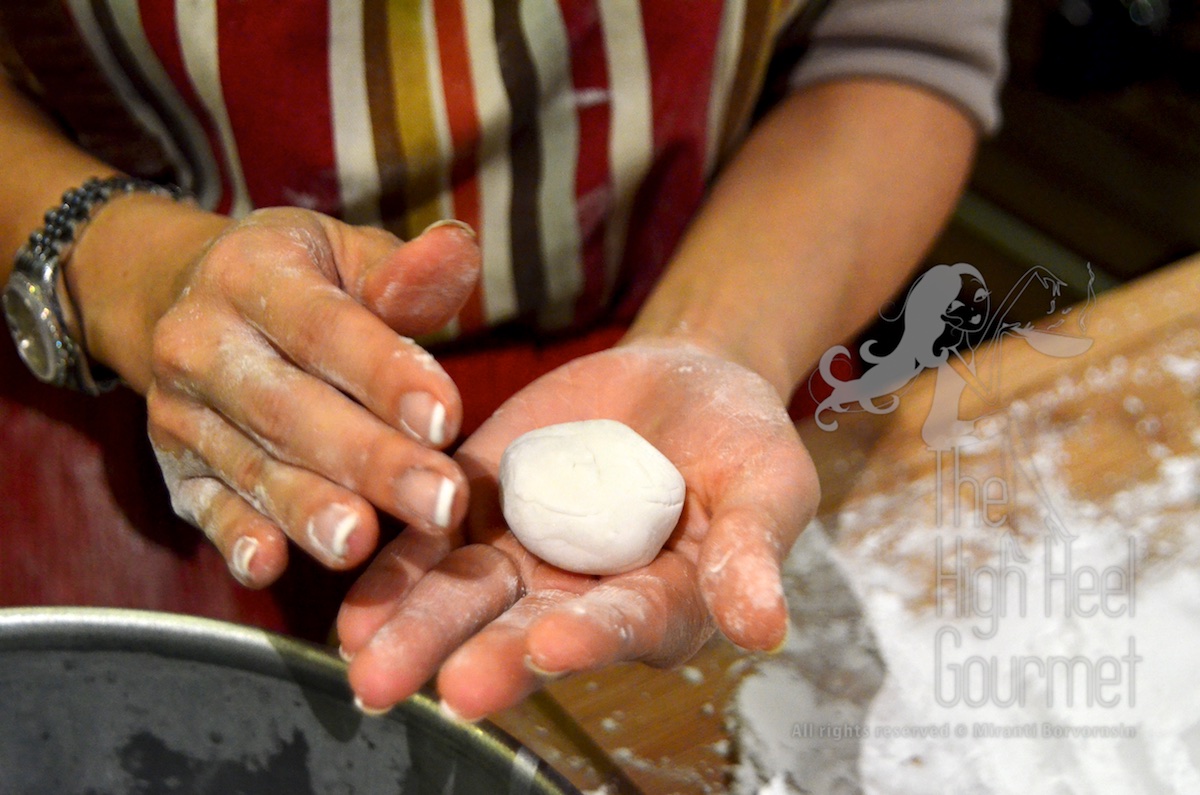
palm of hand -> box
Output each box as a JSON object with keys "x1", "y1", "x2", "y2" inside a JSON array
[{"x1": 340, "y1": 342, "x2": 818, "y2": 719}]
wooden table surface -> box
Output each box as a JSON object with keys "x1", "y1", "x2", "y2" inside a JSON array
[{"x1": 493, "y1": 253, "x2": 1200, "y2": 794}]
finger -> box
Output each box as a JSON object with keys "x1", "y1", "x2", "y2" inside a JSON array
[
  {"x1": 198, "y1": 486, "x2": 291, "y2": 588},
  {"x1": 699, "y1": 507, "x2": 791, "y2": 650},
  {"x1": 436, "y1": 591, "x2": 573, "y2": 721},
  {"x1": 149, "y1": 388, "x2": 379, "y2": 569},
  {"x1": 154, "y1": 311, "x2": 467, "y2": 532},
  {"x1": 344, "y1": 219, "x2": 480, "y2": 335},
  {"x1": 336, "y1": 526, "x2": 459, "y2": 656},
  {"x1": 225, "y1": 211, "x2": 478, "y2": 335},
  {"x1": 696, "y1": 437, "x2": 819, "y2": 651},
  {"x1": 154, "y1": 465, "x2": 289, "y2": 588},
  {"x1": 525, "y1": 553, "x2": 713, "y2": 675},
  {"x1": 209, "y1": 226, "x2": 467, "y2": 449},
  {"x1": 347, "y1": 544, "x2": 522, "y2": 713}
]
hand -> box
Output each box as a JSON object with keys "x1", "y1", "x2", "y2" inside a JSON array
[
  {"x1": 142, "y1": 208, "x2": 479, "y2": 587},
  {"x1": 337, "y1": 340, "x2": 819, "y2": 719}
]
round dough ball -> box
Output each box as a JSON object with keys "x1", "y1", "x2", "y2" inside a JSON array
[{"x1": 499, "y1": 419, "x2": 685, "y2": 575}]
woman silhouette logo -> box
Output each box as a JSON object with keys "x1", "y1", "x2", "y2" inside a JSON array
[{"x1": 813, "y1": 263, "x2": 1093, "y2": 450}]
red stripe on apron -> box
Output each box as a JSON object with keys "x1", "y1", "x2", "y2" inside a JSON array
[
  {"x1": 615, "y1": 1, "x2": 723, "y2": 319},
  {"x1": 559, "y1": 0, "x2": 612, "y2": 326},
  {"x1": 434, "y1": 0, "x2": 486, "y2": 333},
  {"x1": 214, "y1": 0, "x2": 339, "y2": 213}
]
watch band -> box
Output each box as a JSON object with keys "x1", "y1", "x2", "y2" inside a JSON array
[{"x1": 4, "y1": 176, "x2": 190, "y2": 394}]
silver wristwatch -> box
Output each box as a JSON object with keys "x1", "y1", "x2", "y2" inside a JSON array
[{"x1": 3, "y1": 176, "x2": 188, "y2": 394}]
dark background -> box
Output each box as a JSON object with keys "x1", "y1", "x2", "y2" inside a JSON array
[{"x1": 928, "y1": 0, "x2": 1199, "y2": 316}]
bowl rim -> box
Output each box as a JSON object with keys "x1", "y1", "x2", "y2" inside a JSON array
[{"x1": 0, "y1": 606, "x2": 580, "y2": 795}]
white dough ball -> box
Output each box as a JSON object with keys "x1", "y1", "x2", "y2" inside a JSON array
[{"x1": 499, "y1": 419, "x2": 685, "y2": 576}]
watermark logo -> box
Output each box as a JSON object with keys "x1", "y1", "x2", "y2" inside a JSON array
[
  {"x1": 809, "y1": 262, "x2": 1142, "y2": 718},
  {"x1": 933, "y1": 532, "x2": 1140, "y2": 709},
  {"x1": 811, "y1": 262, "x2": 1093, "y2": 449}
]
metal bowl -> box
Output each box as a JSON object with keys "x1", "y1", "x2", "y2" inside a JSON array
[{"x1": 0, "y1": 607, "x2": 579, "y2": 794}]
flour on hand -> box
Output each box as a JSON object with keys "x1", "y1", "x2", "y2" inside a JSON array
[{"x1": 499, "y1": 420, "x2": 685, "y2": 575}]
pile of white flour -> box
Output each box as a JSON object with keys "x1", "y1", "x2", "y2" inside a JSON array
[{"x1": 732, "y1": 353, "x2": 1200, "y2": 794}]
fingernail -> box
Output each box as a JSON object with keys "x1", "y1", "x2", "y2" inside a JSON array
[
  {"x1": 396, "y1": 469, "x2": 457, "y2": 528},
  {"x1": 307, "y1": 504, "x2": 359, "y2": 563},
  {"x1": 524, "y1": 655, "x2": 567, "y2": 682},
  {"x1": 767, "y1": 627, "x2": 790, "y2": 655},
  {"x1": 399, "y1": 392, "x2": 448, "y2": 446},
  {"x1": 354, "y1": 694, "x2": 392, "y2": 717},
  {"x1": 438, "y1": 699, "x2": 479, "y2": 724},
  {"x1": 337, "y1": 645, "x2": 353, "y2": 663},
  {"x1": 229, "y1": 536, "x2": 258, "y2": 585},
  {"x1": 420, "y1": 218, "x2": 476, "y2": 239}
]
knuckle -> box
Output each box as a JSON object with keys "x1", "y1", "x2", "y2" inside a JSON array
[
  {"x1": 291, "y1": 293, "x2": 352, "y2": 361},
  {"x1": 145, "y1": 387, "x2": 184, "y2": 444},
  {"x1": 198, "y1": 225, "x2": 293, "y2": 297},
  {"x1": 150, "y1": 311, "x2": 204, "y2": 386},
  {"x1": 227, "y1": 444, "x2": 269, "y2": 498},
  {"x1": 203, "y1": 216, "x2": 332, "y2": 298},
  {"x1": 201, "y1": 233, "x2": 261, "y2": 298}
]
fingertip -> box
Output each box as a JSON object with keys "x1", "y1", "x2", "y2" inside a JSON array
[
  {"x1": 704, "y1": 548, "x2": 789, "y2": 652},
  {"x1": 526, "y1": 609, "x2": 610, "y2": 675},
  {"x1": 419, "y1": 218, "x2": 476, "y2": 240},
  {"x1": 370, "y1": 338, "x2": 464, "y2": 457},
  {"x1": 522, "y1": 653, "x2": 567, "y2": 682},
  {"x1": 356, "y1": 220, "x2": 481, "y2": 334},
  {"x1": 441, "y1": 469, "x2": 469, "y2": 530},
  {"x1": 399, "y1": 390, "x2": 460, "y2": 449},
  {"x1": 765, "y1": 621, "x2": 790, "y2": 655},
  {"x1": 437, "y1": 698, "x2": 478, "y2": 724},
  {"x1": 335, "y1": 575, "x2": 396, "y2": 656},
  {"x1": 208, "y1": 496, "x2": 289, "y2": 588},
  {"x1": 346, "y1": 644, "x2": 419, "y2": 715},
  {"x1": 738, "y1": 586, "x2": 789, "y2": 654},
  {"x1": 301, "y1": 500, "x2": 379, "y2": 570},
  {"x1": 437, "y1": 640, "x2": 540, "y2": 721},
  {"x1": 353, "y1": 694, "x2": 393, "y2": 717},
  {"x1": 334, "y1": 605, "x2": 372, "y2": 660},
  {"x1": 394, "y1": 464, "x2": 467, "y2": 531},
  {"x1": 339, "y1": 509, "x2": 380, "y2": 569},
  {"x1": 435, "y1": 656, "x2": 497, "y2": 723},
  {"x1": 224, "y1": 528, "x2": 288, "y2": 588}
]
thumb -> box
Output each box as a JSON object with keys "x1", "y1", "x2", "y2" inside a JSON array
[
  {"x1": 696, "y1": 435, "x2": 819, "y2": 652},
  {"x1": 333, "y1": 219, "x2": 481, "y2": 337}
]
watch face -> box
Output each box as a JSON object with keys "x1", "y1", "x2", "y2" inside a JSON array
[{"x1": 3, "y1": 276, "x2": 60, "y2": 383}]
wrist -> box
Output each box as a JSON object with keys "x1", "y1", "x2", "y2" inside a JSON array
[
  {"x1": 622, "y1": 287, "x2": 801, "y2": 402},
  {"x1": 67, "y1": 191, "x2": 232, "y2": 393}
]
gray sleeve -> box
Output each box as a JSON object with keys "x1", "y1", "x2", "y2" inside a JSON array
[{"x1": 787, "y1": 0, "x2": 1010, "y2": 133}]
